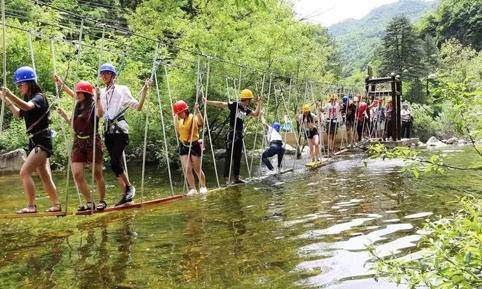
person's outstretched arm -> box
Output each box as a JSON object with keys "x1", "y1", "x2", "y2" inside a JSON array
[
  {"x1": 1, "y1": 87, "x2": 35, "y2": 112},
  {"x1": 134, "y1": 79, "x2": 152, "y2": 111},
  {"x1": 202, "y1": 96, "x2": 228, "y2": 109},
  {"x1": 54, "y1": 75, "x2": 75, "y2": 98}
]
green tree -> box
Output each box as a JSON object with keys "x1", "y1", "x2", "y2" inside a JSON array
[
  {"x1": 378, "y1": 16, "x2": 426, "y2": 80},
  {"x1": 419, "y1": 0, "x2": 482, "y2": 51}
]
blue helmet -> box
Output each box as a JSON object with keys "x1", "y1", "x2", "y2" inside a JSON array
[
  {"x1": 272, "y1": 122, "x2": 281, "y2": 132},
  {"x1": 98, "y1": 63, "x2": 117, "y2": 76},
  {"x1": 14, "y1": 66, "x2": 37, "y2": 84},
  {"x1": 342, "y1": 95, "x2": 349, "y2": 104}
]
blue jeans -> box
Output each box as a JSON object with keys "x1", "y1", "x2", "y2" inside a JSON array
[{"x1": 262, "y1": 141, "x2": 285, "y2": 170}]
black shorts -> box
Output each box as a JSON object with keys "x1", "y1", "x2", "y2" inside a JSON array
[
  {"x1": 28, "y1": 130, "x2": 53, "y2": 158},
  {"x1": 325, "y1": 121, "x2": 338, "y2": 136},
  {"x1": 304, "y1": 128, "x2": 318, "y2": 139},
  {"x1": 179, "y1": 141, "x2": 202, "y2": 157}
]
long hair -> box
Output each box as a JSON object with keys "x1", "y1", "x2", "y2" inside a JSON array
[
  {"x1": 303, "y1": 112, "x2": 314, "y2": 124},
  {"x1": 74, "y1": 92, "x2": 94, "y2": 118},
  {"x1": 25, "y1": 80, "x2": 43, "y2": 99}
]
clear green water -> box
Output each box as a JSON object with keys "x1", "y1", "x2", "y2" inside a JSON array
[{"x1": 0, "y1": 147, "x2": 480, "y2": 289}]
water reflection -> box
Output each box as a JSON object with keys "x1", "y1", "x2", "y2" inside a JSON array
[{"x1": 0, "y1": 148, "x2": 480, "y2": 288}]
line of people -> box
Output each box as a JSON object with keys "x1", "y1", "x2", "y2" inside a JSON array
[
  {"x1": 0, "y1": 64, "x2": 150, "y2": 213},
  {"x1": 0, "y1": 64, "x2": 287, "y2": 213},
  {"x1": 0, "y1": 64, "x2": 412, "y2": 214},
  {"x1": 295, "y1": 93, "x2": 413, "y2": 164}
]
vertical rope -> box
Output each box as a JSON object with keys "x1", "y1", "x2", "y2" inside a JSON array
[
  {"x1": 257, "y1": 73, "x2": 272, "y2": 176},
  {"x1": 51, "y1": 39, "x2": 79, "y2": 215},
  {"x1": 74, "y1": 19, "x2": 83, "y2": 84},
  {"x1": 248, "y1": 74, "x2": 265, "y2": 176},
  {"x1": 140, "y1": 96, "x2": 150, "y2": 202},
  {"x1": 155, "y1": 67, "x2": 174, "y2": 195},
  {"x1": 286, "y1": 78, "x2": 300, "y2": 171},
  {"x1": 200, "y1": 59, "x2": 220, "y2": 188},
  {"x1": 199, "y1": 60, "x2": 209, "y2": 173},
  {"x1": 91, "y1": 25, "x2": 105, "y2": 208},
  {"x1": 238, "y1": 67, "x2": 252, "y2": 178},
  {"x1": 0, "y1": 0, "x2": 6, "y2": 132},
  {"x1": 182, "y1": 55, "x2": 202, "y2": 193},
  {"x1": 227, "y1": 67, "x2": 242, "y2": 183},
  {"x1": 140, "y1": 44, "x2": 159, "y2": 203},
  {"x1": 28, "y1": 32, "x2": 36, "y2": 72}
]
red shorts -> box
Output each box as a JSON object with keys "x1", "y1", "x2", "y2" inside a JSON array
[{"x1": 72, "y1": 137, "x2": 103, "y2": 164}]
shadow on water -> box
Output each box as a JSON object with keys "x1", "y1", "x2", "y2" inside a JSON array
[{"x1": 0, "y1": 146, "x2": 480, "y2": 288}]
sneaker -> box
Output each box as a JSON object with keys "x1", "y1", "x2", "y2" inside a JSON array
[
  {"x1": 115, "y1": 195, "x2": 133, "y2": 207},
  {"x1": 96, "y1": 200, "x2": 107, "y2": 211},
  {"x1": 125, "y1": 185, "x2": 136, "y2": 200},
  {"x1": 199, "y1": 187, "x2": 208, "y2": 194},
  {"x1": 187, "y1": 189, "x2": 198, "y2": 196}
]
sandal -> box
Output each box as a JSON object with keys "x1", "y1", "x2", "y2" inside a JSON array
[
  {"x1": 45, "y1": 204, "x2": 62, "y2": 213},
  {"x1": 77, "y1": 202, "x2": 95, "y2": 212},
  {"x1": 16, "y1": 205, "x2": 37, "y2": 214},
  {"x1": 96, "y1": 201, "x2": 107, "y2": 211}
]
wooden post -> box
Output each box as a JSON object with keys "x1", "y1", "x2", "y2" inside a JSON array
[
  {"x1": 390, "y1": 74, "x2": 402, "y2": 140},
  {"x1": 396, "y1": 76, "x2": 402, "y2": 140}
]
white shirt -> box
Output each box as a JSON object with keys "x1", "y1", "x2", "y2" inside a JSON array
[
  {"x1": 100, "y1": 84, "x2": 139, "y2": 134},
  {"x1": 267, "y1": 127, "x2": 283, "y2": 143},
  {"x1": 401, "y1": 108, "x2": 411, "y2": 122}
]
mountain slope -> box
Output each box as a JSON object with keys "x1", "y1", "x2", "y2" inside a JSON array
[{"x1": 329, "y1": 0, "x2": 438, "y2": 76}]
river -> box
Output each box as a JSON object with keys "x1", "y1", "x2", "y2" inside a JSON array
[{"x1": 0, "y1": 146, "x2": 480, "y2": 288}]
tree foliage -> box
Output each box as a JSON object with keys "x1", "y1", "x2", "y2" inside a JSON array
[
  {"x1": 0, "y1": 0, "x2": 340, "y2": 166},
  {"x1": 378, "y1": 16, "x2": 426, "y2": 80},
  {"x1": 419, "y1": 0, "x2": 482, "y2": 51},
  {"x1": 328, "y1": 0, "x2": 435, "y2": 76}
]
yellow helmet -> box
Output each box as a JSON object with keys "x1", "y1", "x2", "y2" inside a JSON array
[
  {"x1": 240, "y1": 89, "x2": 254, "y2": 100},
  {"x1": 330, "y1": 94, "x2": 338, "y2": 101},
  {"x1": 303, "y1": 104, "x2": 311, "y2": 113}
]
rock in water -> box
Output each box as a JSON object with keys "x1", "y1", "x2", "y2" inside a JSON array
[
  {"x1": 442, "y1": 137, "x2": 458, "y2": 144},
  {"x1": 426, "y1": 136, "x2": 446, "y2": 147},
  {"x1": 0, "y1": 149, "x2": 26, "y2": 173}
]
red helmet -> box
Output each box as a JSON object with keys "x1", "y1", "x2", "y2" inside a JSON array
[
  {"x1": 173, "y1": 100, "x2": 189, "y2": 115},
  {"x1": 75, "y1": 81, "x2": 94, "y2": 95}
]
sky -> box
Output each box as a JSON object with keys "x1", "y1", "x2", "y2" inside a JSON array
[{"x1": 292, "y1": 0, "x2": 399, "y2": 27}]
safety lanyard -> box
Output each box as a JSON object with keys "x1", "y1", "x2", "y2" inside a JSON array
[{"x1": 104, "y1": 84, "x2": 116, "y2": 110}]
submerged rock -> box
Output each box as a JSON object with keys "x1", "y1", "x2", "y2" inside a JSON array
[{"x1": 0, "y1": 149, "x2": 26, "y2": 173}]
